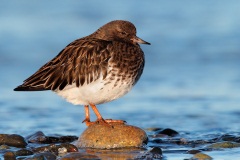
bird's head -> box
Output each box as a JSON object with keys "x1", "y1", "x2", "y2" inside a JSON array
[{"x1": 93, "y1": 20, "x2": 151, "y2": 46}]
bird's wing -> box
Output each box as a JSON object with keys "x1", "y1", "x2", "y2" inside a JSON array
[{"x1": 14, "y1": 38, "x2": 112, "y2": 91}]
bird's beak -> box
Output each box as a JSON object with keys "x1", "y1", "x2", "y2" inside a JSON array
[{"x1": 132, "y1": 36, "x2": 151, "y2": 45}]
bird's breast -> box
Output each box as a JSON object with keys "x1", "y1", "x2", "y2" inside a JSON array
[{"x1": 55, "y1": 72, "x2": 134, "y2": 105}]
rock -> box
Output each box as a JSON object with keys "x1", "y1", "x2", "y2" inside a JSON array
[
  {"x1": 58, "y1": 147, "x2": 68, "y2": 157},
  {"x1": 186, "y1": 149, "x2": 201, "y2": 154},
  {"x1": 156, "y1": 128, "x2": 179, "y2": 137},
  {"x1": 207, "y1": 141, "x2": 240, "y2": 149},
  {"x1": 26, "y1": 131, "x2": 78, "y2": 144},
  {"x1": 15, "y1": 149, "x2": 33, "y2": 157},
  {"x1": 4, "y1": 151, "x2": 16, "y2": 160},
  {"x1": 60, "y1": 143, "x2": 79, "y2": 153},
  {"x1": 0, "y1": 134, "x2": 27, "y2": 148},
  {"x1": 25, "y1": 131, "x2": 47, "y2": 143},
  {"x1": 77, "y1": 123, "x2": 148, "y2": 149},
  {"x1": 33, "y1": 143, "x2": 78, "y2": 156},
  {"x1": 217, "y1": 134, "x2": 236, "y2": 141},
  {"x1": 191, "y1": 153, "x2": 212, "y2": 160},
  {"x1": 0, "y1": 144, "x2": 10, "y2": 149}
]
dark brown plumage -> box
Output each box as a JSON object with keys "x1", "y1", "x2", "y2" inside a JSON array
[
  {"x1": 14, "y1": 20, "x2": 150, "y2": 126},
  {"x1": 14, "y1": 39, "x2": 111, "y2": 91}
]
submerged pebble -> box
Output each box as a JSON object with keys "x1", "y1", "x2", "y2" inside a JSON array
[
  {"x1": 191, "y1": 152, "x2": 213, "y2": 160},
  {"x1": 207, "y1": 141, "x2": 240, "y2": 149},
  {"x1": 77, "y1": 123, "x2": 148, "y2": 149},
  {"x1": 0, "y1": 144, "x2": 10, "y2": 149},
  {"x1": 186, "y1": 149, "x2": 201, "y2": 154}
]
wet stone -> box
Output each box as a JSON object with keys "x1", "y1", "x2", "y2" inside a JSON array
[
  {"x1": 0, "y1": 144, "x2": 10, "y2": 149},
  {"x1": 186, "y1": 149, "x2": 201, "y2": 154},
  {"x1": 191, "y1": 152, "x2": 212, "y2": 160},
  {"x1": 15, "y1": 148, "x2": 33, "y2": 157},
  {"x1": 60, "y1": 143, "x2": 79, "y2": 153},
  {"x1": 156, "y1": 128, "x2": 179, "y2": 137},
  {"x1": 236, "y1": 138, "x2": 240, "y2": 143},
  {"x1": 33, "y1": 143, "x2": 78, "y2": 156},
  {"x1": 26, "y1": 131, "x2": 46, "y2": 143},
  {"x1": 149, "y1": 147, "x2": 162, "y2": 155},
  {"x1": 0, "y1": 134, "x2": 27, "y2": 148},
  {"x1": 77, "y1": 123, "x2": 148, "y2": 149},
  {"x1": 4, "y1": 151, "x2": 16, "y2": 160},
  {"x1": 45, "y1": 135, "x2": 78, "y2": 144},
  {"x1": 207, "y1": 141, "x2": 240, "y2": 149},
  {"x1": 26, "y1": 131, "x2": 78, "y2": 144},
  {"x1": 217, "y1": 134, "x2": 238, "y2": 142}
]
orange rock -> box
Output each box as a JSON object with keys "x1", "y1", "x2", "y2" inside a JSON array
[{"x1": 76, "y1": 123, "x2": 148, "y2": 149}]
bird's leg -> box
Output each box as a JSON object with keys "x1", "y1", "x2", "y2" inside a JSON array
[
  {"x1": 89, "y1": 103, "x2": 108, "y2": 125},
  {"x1": 89, "y1": 103, "x2": 126, "y2": 126},
  {"x1": 82, "y1": 105, "x2": 92, "y2": 126}
]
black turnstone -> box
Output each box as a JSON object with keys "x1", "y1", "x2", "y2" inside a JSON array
[{"x1": 14, "y1": 20, "x2": 150, "y2": 126}]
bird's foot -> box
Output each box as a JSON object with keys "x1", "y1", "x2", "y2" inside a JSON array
[
  {"x1": 95, "y1": 118, "x2": 126, "y2": 126},
  {"x1": 82, "y1": 118, "x2": 93, "y2": 126},
  {"x1": 82, "y1": 118, "x2": 126, "y2": 127},
  {"x1": 105, "y1": 119, "x2": 126, "y2": 125}
]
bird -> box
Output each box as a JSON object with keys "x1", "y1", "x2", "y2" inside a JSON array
[{"x1": 14, "y1": 20, "x2": 150, "y2": 126}]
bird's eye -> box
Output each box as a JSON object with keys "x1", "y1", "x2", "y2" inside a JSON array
[{"x1": 120, "y1": 31, "x2": 127, "y2": 35}]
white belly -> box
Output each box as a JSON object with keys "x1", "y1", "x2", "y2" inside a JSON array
[{"x1": 55, "y1": 76, "x2": 133, "y2": 105}]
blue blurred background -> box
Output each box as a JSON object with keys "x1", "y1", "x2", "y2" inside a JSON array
[{"x1": 1, "y1": 1, "x2": 240, "y2": 135}]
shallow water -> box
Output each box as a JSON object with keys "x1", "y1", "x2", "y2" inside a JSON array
[{"x1": 1, "y1": 0, "x2": 240, "y2": 159}]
